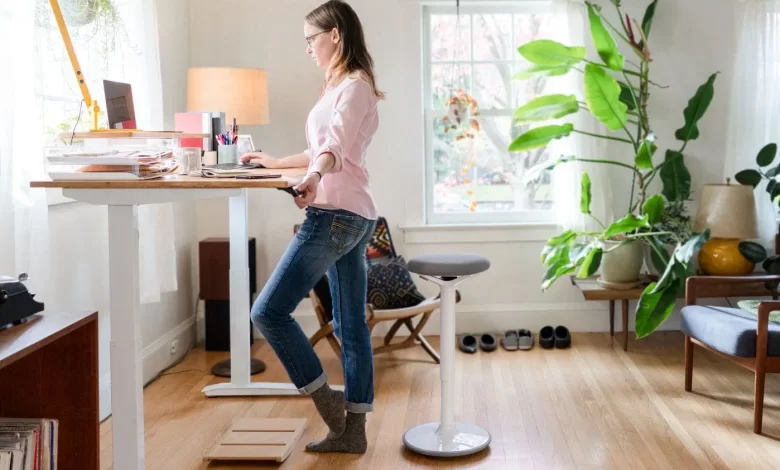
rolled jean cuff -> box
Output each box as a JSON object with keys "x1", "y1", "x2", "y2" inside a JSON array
[
  {"x1": 299, "y1": 372, "x2": 328, "y2": 395},
  {"x1": 345, "y1": 401, "x2": 373, "y2": 413}
]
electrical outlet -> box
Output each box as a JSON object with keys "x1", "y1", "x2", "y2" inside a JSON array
[{"x1": 170, "y1": 340, "x2": 179, "y2": 355}]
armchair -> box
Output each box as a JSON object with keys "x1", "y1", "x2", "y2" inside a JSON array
[{"x1": 681, "y1": 275, "x2": 780, "y2": 434}]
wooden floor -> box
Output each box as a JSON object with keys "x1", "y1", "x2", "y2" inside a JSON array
[{"x1": 99, "y1": 332, "x2": 780, "y2": 469}]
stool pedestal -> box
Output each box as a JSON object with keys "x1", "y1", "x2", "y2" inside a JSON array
[{"x1": 402, "y1": 276, "x2": 491, "y2": 457}]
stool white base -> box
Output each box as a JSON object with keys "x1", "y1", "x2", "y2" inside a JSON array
[{"x1": 403, "y1": 422, "x2": 491, "y2": 457}]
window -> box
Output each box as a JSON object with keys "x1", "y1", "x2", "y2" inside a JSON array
[
  {"x1": 422, "y1": 3, "x2": 558, "y2": 225},
  {"x1": 33, "y1": 0, "x2": 141, "y2": 145}
]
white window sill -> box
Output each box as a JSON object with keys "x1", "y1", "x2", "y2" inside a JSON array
[{"x1": 399, "y1": 222, "x2": 558, "y2": 244}]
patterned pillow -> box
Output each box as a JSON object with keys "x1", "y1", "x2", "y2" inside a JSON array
[{"x1": 366, "y1": 256, "x2": 426, "y2": 310}]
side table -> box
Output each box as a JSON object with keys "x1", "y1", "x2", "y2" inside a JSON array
[{"x1": 570, "y1": 276, "x2": 778, "y2": 351}]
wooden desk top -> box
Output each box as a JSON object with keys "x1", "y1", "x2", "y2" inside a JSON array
[
  {"x1": 30, "y1": 168, "x2": 307, "y2": 189},
  {"x1": 0, "y1": 311, "x2": 97, "y2": 369},
  {"x1": 571, "y1": 275, "x2": 776, "y2": 301}
]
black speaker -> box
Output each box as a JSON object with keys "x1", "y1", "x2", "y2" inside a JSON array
[
  {"x1": 199, "y1": 237, "x2": 257, "y2": 352},
  {"x1": 204, "y1": 300, "x2": 254, "y2": 351}
]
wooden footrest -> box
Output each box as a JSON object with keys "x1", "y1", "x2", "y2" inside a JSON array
[{"x1": 204, "y1": 418, "x2": 308, "y2": 462}]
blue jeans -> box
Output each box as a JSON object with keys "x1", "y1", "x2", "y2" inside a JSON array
[{"x1": 250, "y1": 207, "x2": 377, "y2": 413}]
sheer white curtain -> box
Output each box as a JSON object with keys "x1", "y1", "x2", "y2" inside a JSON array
[
  {"x1": 0, "y1": 1, "x2": 50, "y2": 295},
  {"x1": 117, "y1": 0, "x2": 179, "y2": 304},
  {"x1": 723, "y1": 0, "x2": 780, "y2": 250},
  {"x1": 547, "y1": 0, "x2": 614, "y2": 232},
  {"x1": 0, "y1": 0, "x2": 175, "y2": 304}
]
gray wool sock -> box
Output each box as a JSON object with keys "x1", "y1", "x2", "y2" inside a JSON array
[
  {"x1": 310, "y1": 384, "x2": 346, "y2": 436},
  {"x1": 305, "y1": 411, "x2": 367, "y2": 454}
]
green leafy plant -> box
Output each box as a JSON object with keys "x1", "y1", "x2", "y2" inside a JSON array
[
  {"x1": 735, "y1": 143, "x2": 780, "y2": 205},
  {"x1": 737, "y1": 241, "x2": 780, "y2": 291},
  {"x1": 511, "y1": 0, "x2": 716, "y2": 338}
]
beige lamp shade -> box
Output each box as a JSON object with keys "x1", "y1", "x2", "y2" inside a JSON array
[
  {"x1": 693, "y1": 183, "x2": 758, "y2": 239},
  {"x1": 187, "y1": 67, "x2": 269, "y2": 125}
]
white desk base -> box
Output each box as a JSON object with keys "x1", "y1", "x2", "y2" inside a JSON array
[{"x1": 62, "y1": 186, "x2": 318, "y2": 470}]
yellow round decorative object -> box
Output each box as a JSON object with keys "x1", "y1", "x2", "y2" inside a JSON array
[{"x1": 698, "y1": 238, "x2": 754, "y2": 276}]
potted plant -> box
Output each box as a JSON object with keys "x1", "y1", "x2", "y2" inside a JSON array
[
  {"x1": 510, "y1": 0, "x2": 716, "y2": 338},
  {"x1": 645, "y1": 199, "x2": 693, "y2": 277}
]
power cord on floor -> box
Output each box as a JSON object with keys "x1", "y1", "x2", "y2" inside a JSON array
[{"x1": 142, "y1": 291, "x2": 208, "y2": 388}]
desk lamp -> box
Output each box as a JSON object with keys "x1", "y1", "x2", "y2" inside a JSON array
[
  {"x1": 693, "y1": 180, "x2": 759, "y2": 275},
  {"x1": 186, "y1": 67, "x2": 270, "y2": 151},
  {"x1": 48, "y1": 0, "x2": 127, "y2": 132}
]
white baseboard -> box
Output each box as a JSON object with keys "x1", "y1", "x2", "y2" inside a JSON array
[{"x1": 99, "y1": 315, "x2": 197, "y2": 421}]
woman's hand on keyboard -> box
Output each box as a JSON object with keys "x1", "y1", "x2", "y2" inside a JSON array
[{"x1": 240, "y1": 152, "x2": 279, "y2": 169}]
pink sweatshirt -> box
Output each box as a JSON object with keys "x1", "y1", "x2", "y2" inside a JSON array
[{"x1": 305, "y1": 76, "x2": 379, "y2": 220}]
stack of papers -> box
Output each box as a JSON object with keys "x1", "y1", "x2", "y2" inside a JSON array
[
  {"x1": 46, "y1": 149, "x2": 179, "y2": 181},
  {"x1": 0, "y1": 418, "x2": 58, "y2": 470}
]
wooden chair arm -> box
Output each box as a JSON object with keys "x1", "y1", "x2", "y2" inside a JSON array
[
  {"x1": 756, "y1": 301, "x2": 780, "y2": 362},
  {"x1": 371, "y1": 297, "x2": 441, "y2": 321},
  {"x1": 685, "y1": 275, "x2": 780, "y2": 305}
]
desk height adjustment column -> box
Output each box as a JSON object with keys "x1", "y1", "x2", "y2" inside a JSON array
[
  {"x1": 229, "y1": 189, "x2": 251, "y2": 386},
  {"x1": 107, "y1": 205, "x2": 145, "y2": 470}
]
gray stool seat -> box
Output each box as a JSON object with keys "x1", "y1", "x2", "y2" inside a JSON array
[{"x1": 407, "y1": 253, "x2": 490, "y2": 277}]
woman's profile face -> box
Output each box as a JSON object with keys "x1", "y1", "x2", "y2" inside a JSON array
[{"x1": 304, "y1": 21, "x2": 338, "y2": 69}]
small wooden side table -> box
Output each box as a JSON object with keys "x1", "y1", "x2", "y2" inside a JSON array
[{"x1": 570, "y1": 276, "x2": 777, "y2": 351}]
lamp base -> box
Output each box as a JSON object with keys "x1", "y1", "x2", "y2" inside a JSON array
[{"x1": 698, "y1": 238, "x2": 754, "y2": 276}]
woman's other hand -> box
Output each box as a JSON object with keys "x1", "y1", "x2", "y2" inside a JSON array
[
  {"x1": 239, "y1": 152, "x2": 280, "y2": 169},
  {"x1": 293, "y1": 172, "x2": 321, "y2": 209}
]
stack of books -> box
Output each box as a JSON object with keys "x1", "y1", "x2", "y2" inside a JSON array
[{"x1": 0, "y1": 418, "x2": 58, "y2": 470}]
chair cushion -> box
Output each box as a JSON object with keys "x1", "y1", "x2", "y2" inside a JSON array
[
  {"x1": 367, "y1": 256, "x2": 426, "y2": 310},
  {"x1": 407, "y1": 253, "x2": 490, "y2": 277},
  {"x1": 680, "y1": 305, "x2": 780, "y2": 358}
]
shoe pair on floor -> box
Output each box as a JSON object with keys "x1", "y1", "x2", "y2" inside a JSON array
[
  {"x1": 539, "y1": 325, "x2": 571, "y2": 349},
  {"x1": 457, "y1": 333, "x2": 498, "y2": 353}
]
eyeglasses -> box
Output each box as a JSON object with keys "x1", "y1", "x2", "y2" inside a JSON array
[{"x1": 305, "y1": 31, "x2": 328, "y2": 47}]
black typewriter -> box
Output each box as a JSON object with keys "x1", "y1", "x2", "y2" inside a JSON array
[{"x1": 0, "y1": 273, "x2": 44, "y2": 330}]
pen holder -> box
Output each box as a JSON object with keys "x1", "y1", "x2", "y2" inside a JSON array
[{"x1": 218, "y1": 144, "x2": 238, "y2": 164}]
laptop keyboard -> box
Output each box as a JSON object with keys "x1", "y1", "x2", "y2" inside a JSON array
[{"x1": 204, "y1": 163, "x2": 265, "y2": 170}]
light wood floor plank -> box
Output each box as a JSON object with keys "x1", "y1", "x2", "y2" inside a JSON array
[{"x1": 99, "y1": 333, "x2": 780, "y2": 469}]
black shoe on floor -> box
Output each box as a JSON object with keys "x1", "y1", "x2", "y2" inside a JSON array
[
  {"x1": 458, "y1": 334, "x2": 478, "y2": 353},
  {"x1": 554, "y1": 326, "x2": 571, "y2": 349},
  {"x1": 480, "y1": 333, "x2": 497, "y2": 352},
  {"x1": 539, "y1": 326, "x2": 554, "y2": 349}
]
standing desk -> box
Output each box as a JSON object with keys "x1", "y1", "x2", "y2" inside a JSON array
[{"x1": 31, "y1": 167, "x2": 315, "y2": 470}]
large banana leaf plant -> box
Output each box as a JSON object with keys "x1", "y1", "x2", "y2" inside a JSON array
[{"x1": 510, "y1": 0, "x2": 716, "y2": 338}]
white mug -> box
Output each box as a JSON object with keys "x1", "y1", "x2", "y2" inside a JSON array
[{"x1": 203, "y1": 151, "x2": 217, "y2": 166}]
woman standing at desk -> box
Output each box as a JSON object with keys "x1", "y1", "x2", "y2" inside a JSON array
[{"x1": 241, "y1": 0, "x2": 382, "y2": 455}]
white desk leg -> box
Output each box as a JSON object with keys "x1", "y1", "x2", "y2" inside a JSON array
[
  {"x1": 202, "y1": 189, "x2": 343, "y2": 397},
  {"x1": 108, "y1": 205, "x2": 145, "y2": 469}
]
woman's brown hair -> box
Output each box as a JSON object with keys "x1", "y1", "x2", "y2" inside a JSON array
[{"x1": 306, "y1": 0, "x2": 385, "y2": 99}]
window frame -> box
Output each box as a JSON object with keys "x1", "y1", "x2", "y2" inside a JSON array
[{"x1": 421, "y1": 2, "x2": 556, "y2": 226}]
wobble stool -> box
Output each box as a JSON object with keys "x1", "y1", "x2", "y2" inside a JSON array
[{"x1": 402, "y1": 253, "x2": 492, "y2": 457}]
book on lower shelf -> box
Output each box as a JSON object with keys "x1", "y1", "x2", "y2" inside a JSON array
[{"x1": 0, "y1": 418, "x2": 58, "y2": 470}]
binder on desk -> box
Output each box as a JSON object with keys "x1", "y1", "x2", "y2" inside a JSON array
[{"x1": 175, "y1": 112, "x2": 213, "y2": 151}]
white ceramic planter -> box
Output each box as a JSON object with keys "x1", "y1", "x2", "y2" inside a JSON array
[{"x1": 598, "y1": 239, "x2": 645, "y2": 287}]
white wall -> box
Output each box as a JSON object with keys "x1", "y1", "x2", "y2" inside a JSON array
[
  {"x1": 188, "y1": 0, "x2": 741, "y2": 337},
  {"x1": 33, "y1": 0, "x2": 196, "y2": 421}
]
